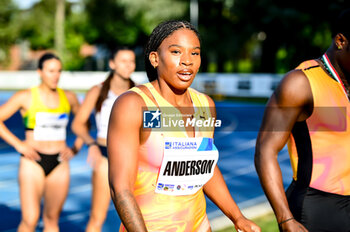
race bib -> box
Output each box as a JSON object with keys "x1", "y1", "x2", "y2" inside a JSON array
[
  {"x1": 33, "y1": 112, "x2": 69, "y2": 141},
  {"x1": 155, "y1": 137, "x2": 219, "y2": 196}
]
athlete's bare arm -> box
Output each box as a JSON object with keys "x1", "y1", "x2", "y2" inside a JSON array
[
  {"x1": 66, "y1": 90, "x2": 81, "y2": 116},
  {"x1": 71, "y1": 86, "x2": 103, "y2": 167},
  {"x1": 203, "y1": 96, "x2": 260, "y2": 232},
  {"x1": 107, "y1": 91, "x2": 147, "y2": 232},
  {"x1": 254, "y1": 70, "x2": 313, "y2": 232},
  {"x1": 0, "y1": 90, "x2": 40, "y2": 160},
  {"x1": 71, "y1": 85, "x2": 100, "y2": 144},
  {"x1": 60, "y1": 90, "x2": 83, "y2": 160}
]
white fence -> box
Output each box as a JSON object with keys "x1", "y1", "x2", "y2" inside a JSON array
[{"x1": 0, "y1": 71, "x2": 283, "y2": 98}]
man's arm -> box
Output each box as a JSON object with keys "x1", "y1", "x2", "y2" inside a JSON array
[{"x1": 254, "y1": 70, "x2": 312, "y2": 231}]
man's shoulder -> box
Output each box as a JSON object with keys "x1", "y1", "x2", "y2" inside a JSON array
[
  {"x1": 274, "y1": 69, "x2": 313, "y2": 107},
  {"x1": 295, "y1": 59, "x2": 319, "y2": 70}
]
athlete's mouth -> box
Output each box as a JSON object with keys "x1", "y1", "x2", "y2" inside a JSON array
[{"x1": 177, "y1": 69, "x2": 193, "y2": 81}]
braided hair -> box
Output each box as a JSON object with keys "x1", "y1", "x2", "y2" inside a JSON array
[{"x1": 144, "y1": 20, "x2": 201, "y2": 82}]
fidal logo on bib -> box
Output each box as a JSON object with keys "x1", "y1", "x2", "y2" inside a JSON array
[{"x1": 164, "y1": 141, "x2": 197, "y2": 150}]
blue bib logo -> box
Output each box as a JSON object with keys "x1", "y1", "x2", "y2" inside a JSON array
[
  {"x1": 143, "y1": 109, "x2": 161, "y2": 128},
  {"x1": 165, "y1": 142, "x2": 172, "y2": 149}
]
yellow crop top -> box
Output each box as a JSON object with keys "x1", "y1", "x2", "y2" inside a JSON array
[{"x1": 22, "y1": 86, "x2": 71, "y2": 130}]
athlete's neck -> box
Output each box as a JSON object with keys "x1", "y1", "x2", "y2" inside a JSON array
[
  {"x1": 325, "y1": 50, "x2": 350, "y2": 89},
  {"x1": 154, "y1": 79, "x2": 192, "y2": 107},
  {"x1": 37, "y1": 84, "x2": 60, "y2": 109},
  {"x1": 110, "y1": 73, "x2": 130, "y2": 94},
  {"x1": 38, "y1": 83, "x2": 58, "y2": 94}
]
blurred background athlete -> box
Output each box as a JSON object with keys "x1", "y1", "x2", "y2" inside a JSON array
[
  {"x1": 0, "y1": 52, "x2": 82, "y2": 232},
  {"x1": 72, "y1": 47, "x2": 136, "y2": 232}
]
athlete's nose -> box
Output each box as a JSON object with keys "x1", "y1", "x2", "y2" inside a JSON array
[{"x1": 181, "y1": 52, "x2": 193, "y2": 66}]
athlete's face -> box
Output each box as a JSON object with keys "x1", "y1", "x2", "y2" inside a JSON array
[
  {"x1": 109, "y1": 50, "x2": 136, "y2": 80},
  {"x1": 38, "y1": 58, "x2": 62, "y2": 90},
  {"x1": 150, "y1": 28, "x2": 201, "y2": 91}
]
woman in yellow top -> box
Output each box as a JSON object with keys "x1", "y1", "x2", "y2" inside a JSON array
[
  {"x1": 72, "y1": 47, "x2": 136, "y2": 232},
  {"x1": 0, "y1": 53, "x2": 82, "y2": 232},
  {"x1": 107, "y1": 20, "x2": 260, "y2": 232}
]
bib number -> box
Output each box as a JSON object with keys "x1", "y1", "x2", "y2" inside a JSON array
[
  {"x1": 155, "y1": 137, "x2": 219, "y2": 196},
  {"x1": 33, "y1": 112, "x2": 69, "y2": 141}
]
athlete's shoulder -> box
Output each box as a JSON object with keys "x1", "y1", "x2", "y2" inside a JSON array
[
  {"x1": 62, "y1": 89, "x2": 76, "y2": 96},
  {"x1": 84, "y1": 84, "x2": 102, "y2": 99},
  {"x1": 15, "y1": 88, "x2": 32, "y2": 98},
  {"x1": 129, "y1": 83, "x2": 148, "y2": 93},
  {"x1": 188, "y1": 87, "x2": 203, "y2": 95},
  {"x1": 109, "y1": 90, "x2": 145, "y2": 125},
  {"x1": 11, "y1": 89, "x2": 32, "y2": 103},
  {"x1": 61, "y1": 89, "x2": 79, "y2": 107},
  {"x1": 127, "y1": 83, "x2": 154, "y2": 102},
  {"x1": 0, "y1": 88, "x2": 31, "y2": 111},
  {"x1": 114, "y1": 88, "x2": 146, "y2": 108},
  {"x1": 189, "y1": 88, "x2": 215, "y2": 107},
  {"x1": 89, "y1": 84, "x2": 102, "y2": 93},
  {"x1": 274, "y1": 69, "x2": 312, "y2": 107},
  {"x1": 295, "y1": 59, "x2": 319, "y2": 71},
  {"x1": 62, "y1": 89, "x2": 77, "y2": 99}
]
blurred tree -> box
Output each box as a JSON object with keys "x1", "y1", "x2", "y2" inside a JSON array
[
  {"x1": 199, "y1": 0, "x2": 245, "y2": 72},
  {"x1": 82, "y1": 0, "x2": 188, "y2": 71},
  {"x1": 17, "y1": 0, "x2": 56, "y2": 50},
  {"x1": 63, "y1": 3, "x2": 88, "y2": 70},
  {"x1": 82, "y1": 0, "x2": 137, "y2": 47},
  {"x1": 196, "y1": 0, "x2": 350, "y2": 73},
  {"x1": 118, "y1": 0, "x2": 187, "y2": 35},
  {"x1": 83, "y1": 0, "x2": 187, "y2": 47},
  {"x1": 13, "y1": 0, "x2": 87, "y2": 70},
  {"x1": 2, "y1": 0, "x2": 349, "y2": 72},
  {"x1": 55, "y1": 0, "x2": 65, "y2": 58},
  {"x1": 0, "y1": 0, "x2": 19, "y2": 66},
  {"x1": 223, "y1": 0, "x2": 350, "y2": 73}
]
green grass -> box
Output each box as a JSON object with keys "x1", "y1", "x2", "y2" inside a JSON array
[{"x1": 215, "y1": 213, "x2": 279, "y2": 232}]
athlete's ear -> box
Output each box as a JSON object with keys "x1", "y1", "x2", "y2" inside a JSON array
[
  {"x1": 149, "y1": 51, "x2": 159, "y2": 68},
  {"x1": 335, "y1": 33, "x2": 347, "y2": 50},
  {"x1": 109, "y1": 59, "x2": 116, "y2": 70}
]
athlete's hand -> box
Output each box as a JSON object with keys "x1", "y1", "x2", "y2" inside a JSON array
[
  {"x1": 16, "y1": 141, "x2": 40, "y2": 161},
  {"x1": 280, "y1": 219, "x2": 308, "y2": 232},
  {"x1": 86, "y1": 144, "x2": 102, "y2": 169},
  {"x1": 59, "y1": 146, "x2": 76, "y2": 161},
  {"x1": 234, "y1": 216, "x2": 261, "y2": 232}
]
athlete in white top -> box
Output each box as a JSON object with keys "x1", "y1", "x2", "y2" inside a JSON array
[
  {"x1": 72, "y1": 47, "x2": 136, "y2": 232},
  {"x1": 95, "y1": 90, "x2": 118, "y2": 139}
]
